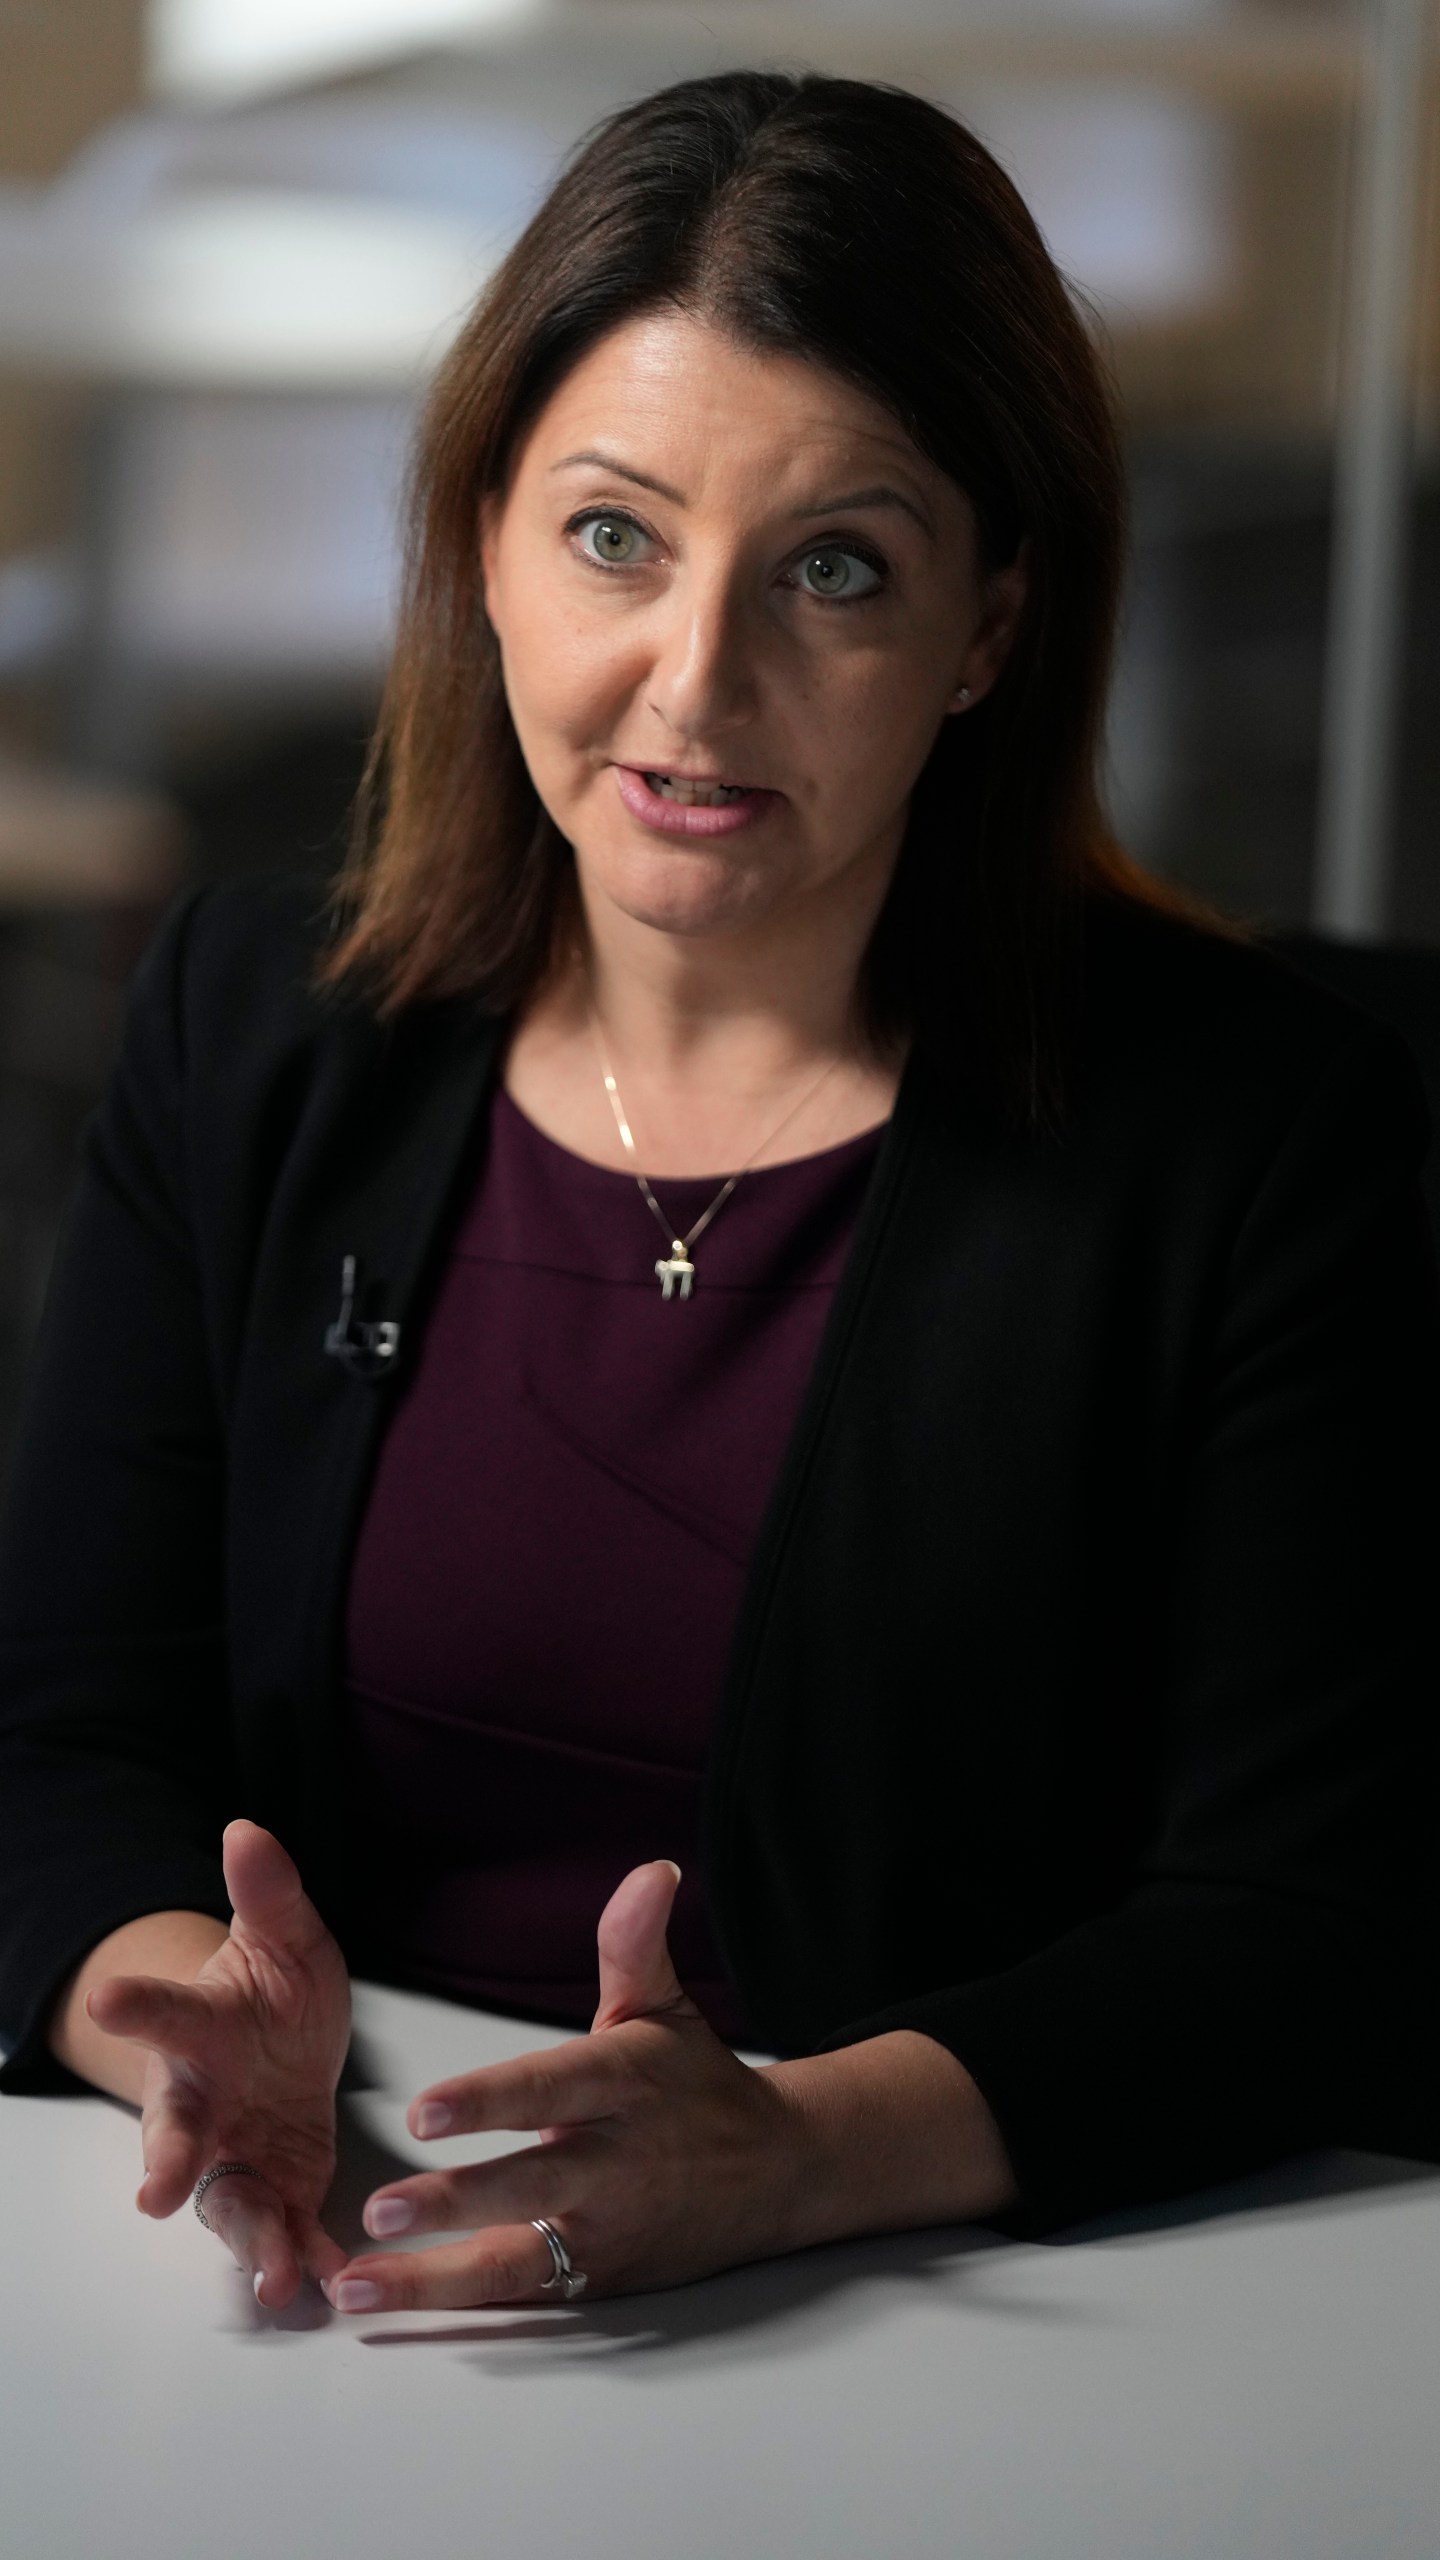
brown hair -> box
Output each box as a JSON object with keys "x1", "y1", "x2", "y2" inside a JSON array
[{"x1": 324, "y1": 69, "x2": 1191, "y2": 1123}]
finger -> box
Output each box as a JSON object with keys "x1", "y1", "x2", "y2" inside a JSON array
[
  {"x1": 87, "y1": 1973, "x2": 215, "y2": 2062},
  {"x1": 294, "y1": 2210, "x2": 349, "y2": 2290},
  {"x1": 221, "y1": 1819, "x2": 329, "y2": 1962},
  {"x1": 593, "y1": 1858, "x2": 693, "y2": 2030},
  {"x1": 407, "y1": 2036, "x2": 628, "y2": 2141},
  {"x1": 363, "y1": 2135, "x2": 599, "y2": 2242},
  {"x1": 330, "y1": 2227, "x2": 559, "y2": 2316},
  {"x1": 138, "y1": 2075, "x2": 213, "y2": 2216},
  {"x1": 199, "y1": 2173, "x2": 302, "y2": 2311}
]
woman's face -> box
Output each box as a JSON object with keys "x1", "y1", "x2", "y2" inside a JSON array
[{"x1": 482, "y1": 309, "x2": 1025, "y2": 949}]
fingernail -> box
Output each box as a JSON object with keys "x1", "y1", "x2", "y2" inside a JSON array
[
  {"x1": 334, "y1": 2279, "x2": 383, "y2": 2313},
  {"x1": 365, "y1": 2196, "x2": 414, "y2": 2237},
  {"x1": 662, "y1": 1860, "x2": 682, "y2": 1883},
  {"x1": 253, "y1": 2271, "x2": 267, "y2": 2304},
  {"x1": 415, "y1": 2102, "x2": 453, "y2": 2139}
]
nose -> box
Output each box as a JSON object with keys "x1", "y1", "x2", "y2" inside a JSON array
[{"x1": 645, "y1": 569, "x2": 757, "y2": 742}]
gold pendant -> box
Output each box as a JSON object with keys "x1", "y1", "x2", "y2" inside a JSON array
[{"x1": 655, "y1": 1245, "x2": 695, "y2": 1300}]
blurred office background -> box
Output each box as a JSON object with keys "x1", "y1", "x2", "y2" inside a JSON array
[{"x1": 0, "y1": 0, "x2": 1436, "y2": 1457}]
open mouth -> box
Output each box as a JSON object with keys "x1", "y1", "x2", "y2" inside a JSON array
[
  {"x1": 613, "y1": 763, "x2": 775, "y2": 834},
  {"x1": 641, "y1": 771, "x2": 753, "y2": 808}
]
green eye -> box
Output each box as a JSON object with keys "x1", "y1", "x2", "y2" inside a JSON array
[
  {"x1": 798, "y1": 546, "x2": 882, "y2": 599},
  {"x1": 582, "y1": 516, "x2": 640, "y2": 564}
]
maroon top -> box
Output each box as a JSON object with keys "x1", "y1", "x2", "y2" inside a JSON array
[
  {"x1": 340, "y1": 1095, "x2": 881, "y2": 2037},
  {"x1": 341, "y1": 1087, "x2": 882, "y2": 2039}
]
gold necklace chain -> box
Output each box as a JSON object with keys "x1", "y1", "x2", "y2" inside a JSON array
[{"x1": 592, "y1": 1018, "x2": 842, "y2": 1300}]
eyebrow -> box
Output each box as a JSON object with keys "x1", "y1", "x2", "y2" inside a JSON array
[
  {"x1": 551, "y1": 452, "x2": 685, "y2": 503},
  {"x1": 793, "y1": 485, "x2": 936, "y2": 540},
  {"x1": 551, "y1": 452, "x2": 935, "y2": 540}
]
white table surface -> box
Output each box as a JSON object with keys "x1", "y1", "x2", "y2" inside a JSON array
[{"x1": 4, "y1": 1978, "x2": 1438, "y2": 2560}]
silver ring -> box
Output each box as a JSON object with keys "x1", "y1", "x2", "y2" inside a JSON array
[
  {"x1": 532, "y1": 2217, "x2": 587, "y2": 2300},
  {"x1": 193, "y1": 2162, "x2": 262, "y2": 2230}
]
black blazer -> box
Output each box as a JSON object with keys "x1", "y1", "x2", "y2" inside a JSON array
[{"x1": 1, "y1": 876, "x2": 1437, "y2": 2227}]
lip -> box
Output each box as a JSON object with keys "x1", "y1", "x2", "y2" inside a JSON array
[{"x1": 613, "y1": 764, "x2": 781, "y2": 839}]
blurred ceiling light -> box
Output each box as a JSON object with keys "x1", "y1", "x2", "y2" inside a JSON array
[
  {"x1": 149, "y1": 0, "x2": 542, "y2": 102},
  {"x1": 0, "y1": 191, "x2": 488, "y2": 387}
]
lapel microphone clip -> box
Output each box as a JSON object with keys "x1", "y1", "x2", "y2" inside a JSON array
[{"x1": 324, "y1": 1253, "x2": 401, "y2": 1380}]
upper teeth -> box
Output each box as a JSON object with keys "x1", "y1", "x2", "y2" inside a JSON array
[{"x1": 646, "y1": 772, "x2": 748, "y2": 806}]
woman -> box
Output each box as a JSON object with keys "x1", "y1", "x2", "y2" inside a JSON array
[{"x1": 0, "y1": 71, "x2": 1435, "y2": 2317}]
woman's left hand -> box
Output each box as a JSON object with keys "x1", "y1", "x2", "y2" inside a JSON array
[
  {"x1": 327, "y1": 1860, "x2": 811, "y2": 2309},
  {"x1": 328, "y1": 1858, "x2": 1017, "y2": 2313}
]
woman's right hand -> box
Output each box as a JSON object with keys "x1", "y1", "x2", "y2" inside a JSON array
[{"x1": 85, "y1": 1819, "x2": 351, "y2": 2309}]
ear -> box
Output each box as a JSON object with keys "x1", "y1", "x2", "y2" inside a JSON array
[{"x1": 947, "y1": 540, "x2": 1031, "y2": 714}]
